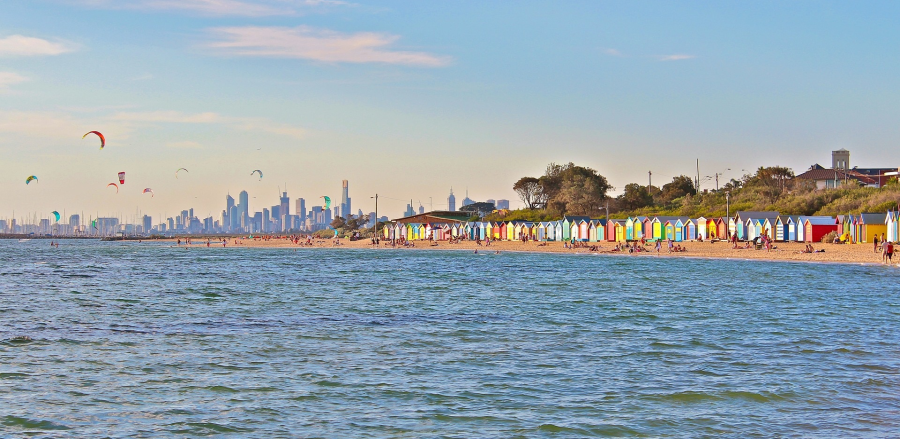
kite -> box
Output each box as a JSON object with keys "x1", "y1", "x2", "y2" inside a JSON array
[
  {"x1": 107, "y1": 183, "x2": 119, "y2": 193},
  {"x1": 92, "y1": 220, "x2": 97, "y2": 230},
  {"x1": 321, "y1": 196, "x2": 331, "y2": 210},
  {"x1": 51, "y1": 211, "x2": 60, "y2": 222},
  {"x1": 251, "y1": 170, "x2": 263, "y2": 180},
  {"x1": 25, "y1": 175, "x2": 38, "y2": 185},
  {"x1": 82, "y1": 131, "x2": 105, "y2": 149},
  {"x1": 118, "y1": 172, "x2": 125, "y2": 184},
  {"x1": 143, "y1": 188, "x2": 154, "y2": 197},
  {"x1": 175, "y1": 168, "x2": 188, "y2": 178}
]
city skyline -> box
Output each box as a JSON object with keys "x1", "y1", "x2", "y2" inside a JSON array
[{"x1": 3, "y1": 2, "x2": 900, "y2": 218}]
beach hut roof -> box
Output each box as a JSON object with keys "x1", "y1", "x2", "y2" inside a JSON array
[
  {"x1": 859, "y1": 213, "x2": 887, "y2": 224},
  {"x1": 805, "y1": 217, "x2": 836, "y2": 226},
  {"x1": 735, "y1": 211, "x2": 780, "y2": 221},
  {"x1": 563, "y1": 215, "x2": 591, "y2": 223}
]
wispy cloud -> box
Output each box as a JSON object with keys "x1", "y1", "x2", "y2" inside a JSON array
[
  {"x1": 166, "y1": 140, "x2": 203, "y2": 149},
  {"x1": 72, "y1": 0, "x2": 349, "y2": 16},
  {"x1": 131, "y1": 73, "x2": 154, "y2": 81},
  {"x1": 0, "y1": 72, "x2": 29, "y2": 89},
  {"x1": 0, "y1": 109, "x2": 306, "y2": 141},
  {"x1": 0, "y1": 35, "x2": 77, "y2": 57},
  {"x1": 659, "y1": 54, "x2": 696, "y2": 61},
  {"x1": 111, "y1": 111, "x2": 221, "y2": 123},
  {"x1": 603, "y1": 48, "x2": 623, "y2": 57},
  {"x1": 206, "y1": 26, "x2": 452, "y2": 67}
]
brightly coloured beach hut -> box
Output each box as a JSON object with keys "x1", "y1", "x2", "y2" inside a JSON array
[
  {"x1": 805, "y1": 217, "x2": 838, "y2": 242},
  {"x1": 857, "y1": 213, "x2": 887, "y2": 243}
]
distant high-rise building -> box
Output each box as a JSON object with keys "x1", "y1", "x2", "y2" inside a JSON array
[
  {"x1": 229, "y1": 205, "x2": 239, "y2": 231},
  {"x1": 486, "y1": 199, "x2": 495, "y2": 206},
  {"x1": 296, "y1": 198, "x2": 306, "y2": 225},
  {"x1": 340, "y1": 180, "x2": 351, "y2": 220},
  {"x1": 448, "y1": 188, "x2": 456, "y2": 211},
  {"x1": 334, "y1": 206, "x2": 341, "y2": 219},
  {"x1": 226, "y1": 194, "x2": 235, "y2": 214},
  {"x1": 167, "y1": 217, "x2": 175, "y2": 231},
  {"x1": 418, "y1": 205, "x2": 425, "y2": 214},
  {"x1": 404, "y1": 201, "x2": 415, "y2": 217},
  {"x1": 280, "y1": 192, "x2": 290, "y2": 217},
  {"x1": 69, "y1": 214, "x2": 80, "y2": 228},
  {"x1": 262, "y1": 208, "x2": 270, "y2": 233},
  {"x1": 462, "y1": 189, "x2": 474, "y2": 207},
  {"x1": 496, "y1": 199, "x2": 510, "y2": 210},
  {"x1": 142, "y1": 215, "x2": 152, "y2": 234},
  {"x1": 239, "y1": 191, "x2": 249, "y2": 219}
]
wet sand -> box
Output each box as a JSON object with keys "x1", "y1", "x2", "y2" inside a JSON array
[{"x1": 159, "y1": 237, "x2": 895, "y2": 266}]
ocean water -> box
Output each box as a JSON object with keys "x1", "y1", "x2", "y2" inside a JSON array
[{"x1": 1, "y1": 240, "x2": 898, "y2": 438}]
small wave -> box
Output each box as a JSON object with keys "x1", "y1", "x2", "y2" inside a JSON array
[
  {"x1": 536, "y1": 423, "x2": 591, "y2": 434},
  {"x1": 1, "y1": 415, "x2": 70, "y2": 430}
]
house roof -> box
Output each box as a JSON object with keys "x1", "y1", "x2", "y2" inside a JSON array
[{"x1": 795, "y1": 168, "x2": 879, "y2": 185}]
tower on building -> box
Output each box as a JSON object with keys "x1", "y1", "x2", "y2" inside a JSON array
[{"x1": 832, "y1": 148, "x2": 850, "y2": 170}]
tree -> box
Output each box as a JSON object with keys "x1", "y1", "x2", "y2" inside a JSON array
[
  {"x1": 744, "y1": 166, "x2": 795, "y2": 202},
  {"x1": 513, "y1": 177, "x2": 544, "y2": 209},
  {"x1": 618, "y1": 183, "x2": 653, "y2": 210},
  {"x1": 659, "y1": 175, "x2": 696, "y2": 204},
  {"x1": 556, "y1": 172, "x2": 611, "y2": 215},
  {"x1": 330, "y1": 216, "x2": 346, "y2": 230}
]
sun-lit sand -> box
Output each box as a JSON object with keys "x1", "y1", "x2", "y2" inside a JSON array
[{"x1": 153, "y1": 236, "x2": 894, "y2": 265}]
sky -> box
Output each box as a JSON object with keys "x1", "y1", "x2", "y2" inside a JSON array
[{"x1": 1, "y1": 1, "x2": 899, "y2": 221}]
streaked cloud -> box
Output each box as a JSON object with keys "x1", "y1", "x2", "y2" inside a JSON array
[
  {"x1": 659, "y1": 54, "x2": 696, "y2": 61},
  {"x1": 206, "y1": 26, "x2": 452, "y2": 67},
  {"x1": 72, "y1": 0, "x2": 349, "y2": 16},
  {"x1": 0, "y1": 72, "x2": 29, "y2": 89},
  {"x1": 0, "y1": 35, "x2": 76, "y2": 57},
  {"x1": 111, "y1": 111, "x2": 221, "y2": 123},
  {"x1": 603, "y1": 48, "x2": 623, "y2": 57},
  {"x1": 0, "y1": 109, "x2": 305, "y2": 141},
  {"x1": 166, "y1": 140, "x2": 203, "y2": 149}
]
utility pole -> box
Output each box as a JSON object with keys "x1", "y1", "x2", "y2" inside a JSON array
[
  {"x1": 648, "y1": 171, "x2": 652, "y2": 189},
  {"x1": 696, "y1": 159, "x2": 700, "y2": 190},
  {"x1": 726, "y1": 191, "x2": 731, "y2": 219}
]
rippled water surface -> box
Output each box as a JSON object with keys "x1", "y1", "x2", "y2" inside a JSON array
[{"x1": 1, "y1": 240, "x2": 899, "y2": 437}]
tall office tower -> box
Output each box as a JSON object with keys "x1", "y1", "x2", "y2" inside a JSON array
[
  {"x1": 180, "y1": 210, "x2": 190, "y2": 229},
  {"x1": 226, "y1": 194, "x2": 235, "y2": 215},
  {"x1": 229, "y1": 205, "x2": 239, "y2": 231},
  {"x1": 405, "y1": 202, "x2": 415, "y2": 217},
  {"x1": 448, "y1": 188, "x2": 456, "y2": 211},
  {"x1": 340, "y1": 180, "x2": 351, "y2": 219},
  {"x1": 262, "y1": 208, "x2": 270, "y2": 233},
  {"x1": 239, "y1": 191, "x2": 249, "y2": 218},
  {"x1": 142, "y1": 215, "x2": 152, "y2": 233},
  {"x1": 462, "y1": 189, "x2": 474, "y2": 207},
  {"x1": 175, "y1": 215, "x2": 183, "y2": 230},
  {"x1": 280, "y1": 192, "x2": 290, "y2": 217},
  {"x1": 0, "y1": 220, "x2": 6, "y2": 233},
  {"x1": 167, "y1": 218, "x2": 175, "y2": 231},
  {"x1": 496, "y1": 199, "x2": 510, "y2": 210},
  {"x1": 486, "y1": 199, "x2": 496, "y2": 207},
  {"x1": 296, "y1": 198, "x2": 306, "y2": 225},
  {"x1": 189, "y1": 208, "x2": 194, "y2": 219},
  {"x1": 418, "y1": 205, "x2": 425, "y2": 214},
  {"x1": 68, "y1": 214, "x2": 80, "y2": 228},
  {"x1": 221, "y1": 210, "x2": 228, "y2": 230},
  {"x1": 271, "y1": 206, "x2": 281, "y2": 231}
]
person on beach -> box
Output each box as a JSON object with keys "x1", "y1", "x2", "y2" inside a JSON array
[
  {"x1": 883, "y1": 241, "x2": 894, "y2": 264},
  {"x1": 655, "y1": 240, "x2": 661, "y2": 254},
  {"x1": 874, "y1": 235, "x2": 879, "y2": 253}
]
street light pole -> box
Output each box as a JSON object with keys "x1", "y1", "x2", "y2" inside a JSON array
[{"x1": 371, "y1": 194, "x2": 378, "y2": 244}]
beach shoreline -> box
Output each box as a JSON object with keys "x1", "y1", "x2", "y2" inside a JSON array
[{"x1": 140, "y1": 237, "x2": 896, "y2": 266}]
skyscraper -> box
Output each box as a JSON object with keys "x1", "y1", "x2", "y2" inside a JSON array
[
  {"x1": 462, "y1": 189, "x2": 474, "y2": 207},
  {"x1": 296, "y1": 198, "x2": 306, "y2": 225},
  {"x1": 496, "y1": 199, "x2": 510, "y2": 210},
  {"x1": 280, "y1": 192, "x2": 290, "y2": 217},
  {"x1": 142, "y1": 215, "x2": 152, "y2": 234},
  {"x1": 239, "y1": 190, "x2": 249, "y2": 219},
  {"x1": 340, "y1": 180, "x2": 351, "y2": 219},
  {"x1": 448, "y1": 188, "x2": 456, "y2": 211}
]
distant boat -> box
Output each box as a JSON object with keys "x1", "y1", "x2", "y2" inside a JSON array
[{"x1": 17, "y1": 239, "x2": 31, "y2": 242}]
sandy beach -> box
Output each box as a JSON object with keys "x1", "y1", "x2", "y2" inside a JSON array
[{"x1": 152, "y1": 237, "x2": 895, "y2": 266}]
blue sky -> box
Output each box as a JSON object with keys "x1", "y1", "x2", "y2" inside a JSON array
[{"x1": 1, "y1": 1, "x2": 899, "y2": 220}]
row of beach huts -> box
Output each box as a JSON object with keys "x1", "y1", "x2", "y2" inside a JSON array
[{"x1": 384, "y1": 211, "x2": 900, "y2": 243}]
